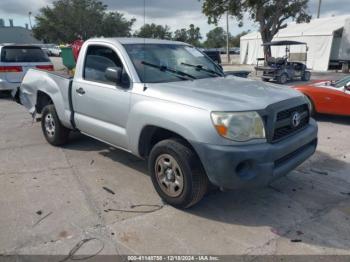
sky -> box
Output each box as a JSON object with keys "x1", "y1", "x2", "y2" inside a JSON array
[{"x1": 0, "y1": 0, "x2": 349, "y2": 38}]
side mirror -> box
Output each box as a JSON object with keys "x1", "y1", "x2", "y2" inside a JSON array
[
  {"x1": 345, "y1": 81, "x2": 350, "y2": 91},
  {"x1": 105, "y1": 67, "x2": 122, "y2": 85}
]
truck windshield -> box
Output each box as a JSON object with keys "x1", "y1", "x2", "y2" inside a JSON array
[{"x1": 123, "y1": 44, "x2": 224, "y2": 83}]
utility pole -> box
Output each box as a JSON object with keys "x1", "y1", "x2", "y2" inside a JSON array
[
  {"x1": 28, "y1": 11, "x2": 32, "y2": 29},
  {"x1": 226, "y1": 11, "x2": 230, "y2": 64},
  {"x1": 317, "y1": 0, "x2": 322, "y2": 18}
]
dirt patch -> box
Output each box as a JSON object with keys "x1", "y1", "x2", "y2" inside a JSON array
[{"x1": 120, "y1": 231, "x2": 140, "y2": 243}]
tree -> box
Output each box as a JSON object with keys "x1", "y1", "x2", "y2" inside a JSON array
[
  {"x1": 173, "y1": 24, "x2": 202, "y2": 46},
  {"x1": 204, "y1": 27, "x2": 227, "y2": 48},
  {"x1": 202, "y1": 0, "x2": 311, "y2": 57},
  {"x1": 230, "y1": 30, "x2": 250, "y2": 47},
  {"x1": 33, "y1": 0, "x2": 135, "y2": 43},
  {"x1": 135, "y1": 23, "x2": 172, "y2": 40},
  {"x1": 173, "y1": 28, "x2": 189, "y2": 42},
  {"x1": 100, "y1": 12, "x2": 136, "y2": 38},
  {"x1": 187, "y1": 24, "x2": 202, "y2": 46}
]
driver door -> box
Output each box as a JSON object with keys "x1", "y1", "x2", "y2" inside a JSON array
[{"x1": 72, "y1": 44, "x2": 131, "y2": 149}]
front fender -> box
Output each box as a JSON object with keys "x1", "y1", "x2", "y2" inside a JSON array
[{"x1": 126, "y1": 98, "x2": 220, "y2": 156}]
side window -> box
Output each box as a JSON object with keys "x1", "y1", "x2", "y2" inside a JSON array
[{"x1": 83, "y1": 45, "x2": 123, "y2": 84}]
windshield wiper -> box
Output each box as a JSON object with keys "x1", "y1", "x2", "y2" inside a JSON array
[
  {"x1": 181, "y1": 62, "x2": 223, "y2": 77},
  {"x1": 141, "y1": 61, "x2": 196, "y2": 80}
]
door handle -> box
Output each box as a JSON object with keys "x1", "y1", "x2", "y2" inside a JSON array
[{"x1": 76, "y1": 87, "x2": 85, "y2": 95}]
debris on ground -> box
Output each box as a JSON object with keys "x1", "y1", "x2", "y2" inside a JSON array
[
  {"x1": 104, "y1": 204, "x2": 163, "y2": 214},
  {"x1": 58, "y1": 238, "x2": 104, "y2": 262},
  {"x1": 102, "y1": 186, "x2": 115, "y2": 195},
  {"x1": 291, "y1": 239, "x2": 302, "y2": 243},
  {"x1": 296, "y1": 230, "x2": 304, "y2": 236},
  {"x1": 36, "y1": 210, "x2": 42, "y2": 215},
  {"x1": 33, "y1": 211, "x2": 53, "y2": 227},
  {"x1": 310, "y1": 169, "x2": 329, "y2": 176},
  {"x1": 90, "y1": 160, "x2": 95, "y2": 165}
]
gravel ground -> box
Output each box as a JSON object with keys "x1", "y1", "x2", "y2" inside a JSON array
[{"x1": 0, "y1": 59, "x2": 350, "y2": 257}]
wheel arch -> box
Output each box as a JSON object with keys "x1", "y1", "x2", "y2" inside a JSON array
[
  {"x1": 36, "y1": 90, "x2": 53, "y2": 114},
  {"x1": 138, "y1": 125, "x2": 197, "y2": 159}
]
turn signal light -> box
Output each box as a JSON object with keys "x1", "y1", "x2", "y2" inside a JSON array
[{"x1": 215, "y1": 125, "x2": 228, "y2": 136}]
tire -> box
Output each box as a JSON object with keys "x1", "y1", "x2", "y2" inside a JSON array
[
  {"x1": 148, "y1": 139, "x2": 208, "y2": 208},
  {"x1": 302, "y1": 71, "x2": 311, "y2": 81},
  {"x1": 41, "y1": 104, "x2": 70, "y2": 146},
  {"x1": 277, "y1": 73, "x2": 288, "y2": 84}
]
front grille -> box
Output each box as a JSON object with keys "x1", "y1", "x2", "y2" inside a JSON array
[
  {"x1": 276, "y1": 104, "x2": 308, "y2": 121},
  {"x1": 272, "y1": 104, "x2": 309, "y2": 142}
]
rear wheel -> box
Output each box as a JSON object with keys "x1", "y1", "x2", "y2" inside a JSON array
[
  {"x1": 41, "y1": 104, "x2": 70, "y2": 146},
  {"x1": 302, "y1": 71, "x2": 311, "y2": 81},
  {"x1": 277, "y1": 73, "x2": 288, "y2": 84},
  {"x1": 149, "y1": 139, "x2": 208, "y2": 208}
]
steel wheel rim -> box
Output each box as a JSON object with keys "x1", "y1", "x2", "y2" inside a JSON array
[
  {"x1": 155, "y1": 154, "x2": 184, "y2": 197},
  {"x1": 45, "y1": 113, "x2": 55, "y2": 137}
]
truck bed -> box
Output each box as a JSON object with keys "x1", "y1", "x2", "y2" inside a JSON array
[{"x1": 20, "y1": 68, "x2": 74, "y2": 128}]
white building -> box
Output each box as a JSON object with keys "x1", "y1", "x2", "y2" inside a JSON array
[{"x1": 240, "y1": 16, "x2": 350, "y2": 71}]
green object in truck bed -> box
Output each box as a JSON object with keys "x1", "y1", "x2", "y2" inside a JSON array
[{"x1": 60, "y1": 47, "x2": 76, "y2": 70}]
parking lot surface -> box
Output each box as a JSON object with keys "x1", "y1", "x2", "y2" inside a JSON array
[{"x1": 1, "y1": 74, "x2": 350, "y2": 256}]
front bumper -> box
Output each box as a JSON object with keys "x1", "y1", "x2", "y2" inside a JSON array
[{"x1": 192, "y1": 119, "x2": 318, "y2": 189}]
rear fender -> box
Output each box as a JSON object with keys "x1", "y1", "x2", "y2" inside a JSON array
[{"x1": 20, "y1": 69, "x2": 73, "y2": 128}]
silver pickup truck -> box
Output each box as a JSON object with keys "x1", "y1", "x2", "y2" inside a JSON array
[{"x1": 20, "y1": 38, "x2": 318, "y2": 208}]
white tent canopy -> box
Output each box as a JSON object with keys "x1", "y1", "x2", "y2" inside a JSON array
[{"x1": 240, "y1": 16, "x2": 350, "y2": 71}]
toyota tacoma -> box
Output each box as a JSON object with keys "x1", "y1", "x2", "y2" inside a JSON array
[{"x1": 19, "y1": 38, "x2": 318, "y2": 208}]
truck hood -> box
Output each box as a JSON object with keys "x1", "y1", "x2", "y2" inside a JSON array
[{"x1": 145, "y1": 76, "x2": 304, "y2": 111}]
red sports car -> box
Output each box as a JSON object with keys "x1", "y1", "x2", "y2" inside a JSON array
[{"x1": 294, "y1": 76, "x2": 350, "y2": 116}]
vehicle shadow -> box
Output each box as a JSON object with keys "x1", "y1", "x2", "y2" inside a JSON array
[
  {"x1": 64, "y1": 132, "x2": 148, "y2": 175},
  {"x1": 0, "y1": 91, "x2": 12, "y2": 99},
  {"x1": 187, "y1": 150, "x2": 350, "y2": 251},
  {"x1": 314, "y1": 114, "x2": 350, "y2": 125},
  {"x1": 64, "y1": 133, "x2": 350, "y2": 251}
]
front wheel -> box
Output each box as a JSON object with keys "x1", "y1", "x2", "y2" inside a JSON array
[
  {"x1": 41, "y1": 104, "x2": 70, "y2": 146},
  {"x1": 148, "y1": 139, "x2": 208, "y2": 208}
]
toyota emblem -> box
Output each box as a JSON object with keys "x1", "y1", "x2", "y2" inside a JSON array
[{"x1": 291, "y1": 112, "x2": 301, "y2": 128}]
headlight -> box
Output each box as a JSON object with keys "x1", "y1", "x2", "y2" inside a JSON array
[{"x1": 211, "y1": 111, "x2": 266, "y2": 142}]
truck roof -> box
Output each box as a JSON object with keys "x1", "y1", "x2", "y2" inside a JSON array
[{"x1": 87, "y1": 37, "x2": 189, "y2": 46}]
